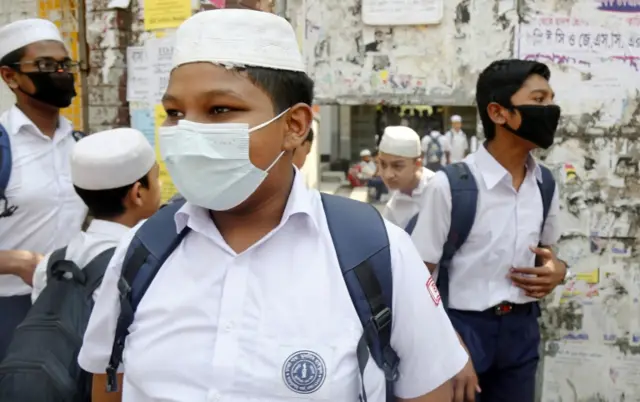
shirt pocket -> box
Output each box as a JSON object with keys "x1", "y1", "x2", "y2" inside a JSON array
[{"x1": 233, "y1": 333, "x2": 360, "y2": 400}]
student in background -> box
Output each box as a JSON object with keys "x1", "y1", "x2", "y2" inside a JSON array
[
  {"x1": 292, "y1": 128, "x2": 313, "y2": 169},
  {"x1": 31, "y1": 128, "x2": 161, "y2": 302},
  {"x1": 421, "y1": 130, "x2": 450, "y2": 171},
  {"x1": 0, "y1": 18, "x2": 87, "y2": 359},
  {"x1": 445, "y1": 115, "x2": 469, "y2": 163},
  {"x1": 377, "y1": 126, "x2": 435, "y2": 229},
  {"x1": 411, "y1": 59, "x2": 569, "y2": 402},
  {"x1": 347, "y1": 149, "x2": 377, "y2": 187}
]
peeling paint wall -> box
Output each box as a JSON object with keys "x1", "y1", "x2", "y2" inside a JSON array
[
  {"x1": 85, "y1": 0, "x2": 129, "y2": 132},
  {"x1": 288, "y1": 0, "x2": 517, "y2": 105},
  {"x1": 293, "y1": 0, "x2": 640, "y2": 400}
]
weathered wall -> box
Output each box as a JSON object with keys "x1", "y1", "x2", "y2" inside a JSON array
[
  {"x1": 291, "y1": 0, "x2": 640, "y2": 400},
  {"x1": 84, "y1": 0, "x2": 130, "y2": 133},
  {"x1": 526, "y1": 2, "x2": 640, "y2": 401},
  {"x1": 288, "y1": 0, "x2": 517, "y2": 105}
]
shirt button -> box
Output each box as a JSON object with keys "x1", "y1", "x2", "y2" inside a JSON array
[
  {"x1": 224, "y1": 322, "x2": 234, "y2": 332},
  {"x1": 207, "y1": 389, "x2": 221, "y2": 402}
]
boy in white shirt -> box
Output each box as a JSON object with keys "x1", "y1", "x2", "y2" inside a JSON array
[
  {"x1": 31, "y1": 128, "x2": 161, "y2": 302},
  {"x1": 445, "y1": 115, "x2": 469, "y2": 163},
  {"x1": 421, "y1": 130, "x2": 450, "y2": 171},
  {"x1": 378, "y1": 126, "x2": 435, "y2": 230}
]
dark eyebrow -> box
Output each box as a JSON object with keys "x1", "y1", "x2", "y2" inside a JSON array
[
  {"x1": 531, "y1": 88, "x2": 555, "y2": 99},
  {"x1": 162, "y1": 88, "x2": 245, "y2": 103}
]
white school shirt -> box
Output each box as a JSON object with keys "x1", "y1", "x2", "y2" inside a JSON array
[
  {"x1": 0, "y1": 106, "x2": 87, "y2": 297},
  {"x1": 78, "y1": 171, "x2": 468, "y2": 402},
  {"x1": 469, "y1": 136, "x2": 479, "y2": 153},
  {"x1": 31, "y1": 219, "x2": 130, "y2": 303},
  {"x1": 382, "y1": 167, "x2": 435, "y2": 229},
  {"x1": 411, "y1": 145, "x2": 560, "y2": 311},
  {"x1": 445, "y1": 129, "x2": 469, "y2": 163}
]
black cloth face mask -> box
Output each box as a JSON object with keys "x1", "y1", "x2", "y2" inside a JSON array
[
  {"x1": 502, "y1": 104, "x2": 561, "y2": 149},
  {"x1": 22, "y1": 72, "x2": 77, "y2": 108}
]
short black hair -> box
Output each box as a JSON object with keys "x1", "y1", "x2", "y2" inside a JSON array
[
  {"x1": 304, "y1": 128, "x2": 314, "y2": 145},
  {"x1": 242, "y1": 67, "x2": 314, "y2": 114},
  {"x1": 74, "y1": 175, "x2": 149, "y2": 220},
  {"x1": 0, "y1": 46, "x2": 26, "y2": 68},
  {"x1": 476, "y1": 59, "x2": 550, "y2": 141}
]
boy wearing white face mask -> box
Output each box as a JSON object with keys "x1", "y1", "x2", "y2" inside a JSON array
[{"x1": 79, "y1": 9, "x2": 467, "y2": 402}]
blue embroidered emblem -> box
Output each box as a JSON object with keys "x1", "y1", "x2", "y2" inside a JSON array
[{"x1": 282, "y1": 350, "x2": 326, "y2": 394}]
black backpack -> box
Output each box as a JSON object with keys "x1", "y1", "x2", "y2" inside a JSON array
[{"x1": 0, "y1": 246, "x2": 115, "y2": 402}]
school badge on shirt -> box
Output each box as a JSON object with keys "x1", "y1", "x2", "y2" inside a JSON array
[
  {"x1": 282, "y1": 350, "x2": 326, "y2": 394},
  {"x1": 427, "y1": 277, "x2": 441, "y2": 306}
]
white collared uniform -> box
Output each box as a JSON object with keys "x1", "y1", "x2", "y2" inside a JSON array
[
  {"x1": 411, "y1": 146, "x2": 560, "y2": 311},
  {"x1": 382, "y1": 167, "x2": 435, "y2": 229},
  {"x1": 78, "y1": 172, "x2": 468, "y2": 402},
  {"x1": 0, "y1": 106, "x2": 87, "y2": 297},
  {"x1": 31, "y1": 219, "x2": 129, "y2": 303},
  {"x1": 445, "y1": 130, "x2": 469, "y2": 163}
]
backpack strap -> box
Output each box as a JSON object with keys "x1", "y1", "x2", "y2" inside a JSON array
[
  {"x1": 537, "y1": 164, "x2": 555, "y2": 235},
  {"x1": 46, "y1": 247, "x2": 115, "y2": 295},
  {"x1": 46, "y1": 247, "x2": 68, "y2": 282},
  {"x1": 106, "y1": 200, "x2": 189, "y2": 392},
  {"x1": 0, "y1": 124, "x2": 15, "y2": 217},
  {"x1": 320, "y1": 193, "x2": 398, "y2": 402},
  {"x1": 404, "y1": 213, "x2": 419, "y2": 235},
  {"x1": 439, "y1": 163, "x2": 478, "y2": 310},
  {"x1": 82, "y1": 247, "x2": 117, "y2": 295},
  {"x1": 71, "y1": 130, "x2": 86, "y2": 142}
]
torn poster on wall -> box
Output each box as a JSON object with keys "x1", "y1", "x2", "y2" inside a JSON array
[
  {"x1": 146, "y1": 35, "x2": 176, "y2": 105},
  {"x1": 515, "y1": 16, "x2": 640, "y2": 93},
  {"x1": 126, "y1": 46, "x2": 150, "y2": 102},
  {"x1": 362, "y1": 0, "x2": 443, "y2": 26}
]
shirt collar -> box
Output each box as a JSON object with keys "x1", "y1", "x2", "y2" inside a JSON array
[
  {"x1": 173, "y1": 168, "x2": 320, "y2": 234},
  {"x1": 473, "y1": 144, "x2": 542, "y2": 190},
  {"x1": 7, "y1": 105, "x2": 73, "y2": 139},
  {"x1": 391, "y1": 167, "x2": 432, "y2": 201},
  {"x1": 86, "y1": 219, "x2": 131, "y2": 237}
]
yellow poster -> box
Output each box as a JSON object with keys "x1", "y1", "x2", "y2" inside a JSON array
[
  {"x1": 143, "y1": 0, "x2": 192, "y2": 31},
  {"x1": 154, "y1": 104, "x2": 178, "y2": 202}
]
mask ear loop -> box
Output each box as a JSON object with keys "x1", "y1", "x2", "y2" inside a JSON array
[
  {"x1": 248, "y1": 108, "x2": 291, "y2": 134},
  {"x1": 250, "y1": 108, "x2": 292, "y2": 173}
]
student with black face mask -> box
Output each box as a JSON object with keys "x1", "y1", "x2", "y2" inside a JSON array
[
  {"x1": 0, "y1": 18, "x2": 87, "y2": 360},
  {"x1": 411, "y1": 59, "x2": 573, "y2": 402}
]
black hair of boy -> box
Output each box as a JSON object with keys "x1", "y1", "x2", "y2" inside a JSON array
[
  {"x1": 475, "y1": 59, "x2": 550, "y2": 141},
  {"x1": 74, "y1": 175, "x2": 149, "y2": 220},
  {"x1": 239, "y1": 67, "x2": 314, "y2": 113}
]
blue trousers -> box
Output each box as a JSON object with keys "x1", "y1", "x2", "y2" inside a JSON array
[
  {"x1": 448, "y1": 304, "x2": 540, "y2": 402},
  {"x1": 0, "y1": 295, "x2": 31, "y2": 361},
  {"x1": 366, "y1": 177, "x2": 387, "y2": 201}
]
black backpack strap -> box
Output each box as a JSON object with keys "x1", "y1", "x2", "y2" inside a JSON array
[
  {"x1": 320, "y1": 193, "x2": 397, "y2": 402},
  {"x1": 439, "y1": 162, "x2": 478, "y2": 310},
  {"x1": 404, "y1": 213, "x2": 419, "y2": 234},
  {"x1": 46, "y1": 247, "x2": 68, "y2": 282},
  {"x1": 71, "y1": 130, "x2": 86, "y2": 142},
  {"x1": 106, "y1": 200, "x2": 189, "y2": 392},
  {"x1": 537, "y1": 164, "x2": 555, "y2": 236},
  {"x1": 82, "y1": 247, "x2": 117, "y2": 295}
]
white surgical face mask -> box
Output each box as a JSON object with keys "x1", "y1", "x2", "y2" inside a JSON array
[{"x1": 158, "y1": 109, "x2": 289, "y2": 211}]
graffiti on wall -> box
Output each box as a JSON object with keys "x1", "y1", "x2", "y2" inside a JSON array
[
  {"x1": 294, "y1": 0, "x2": 515, "y2": 104},
  {"x1": 598, "y1": 0, "x2": 640, "y2": 12}
]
